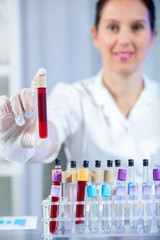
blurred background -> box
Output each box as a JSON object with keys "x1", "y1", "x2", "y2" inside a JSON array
[{"x1": 0, "y1": 0, "x2": 160, "y2": 219}]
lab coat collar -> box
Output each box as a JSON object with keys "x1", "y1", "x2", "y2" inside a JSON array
[{"x1": 90, "y1": 70, "x2": 155, "y2": 124}]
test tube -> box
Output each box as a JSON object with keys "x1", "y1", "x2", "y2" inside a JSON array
[
  {"x1": 128, "y1": 159, "x2": 139, "y2": 233},
  {"x1": 128, "y1": 159, "x2": 135, "y2": 183},
  {"x1": 49, "y1": 170, "x2": 62, "y2": 233},
  {"x1": 116, "y1": 169, "x2": 127, "y2": 233},
  {"x1": 91, "y1": 160, "x2": 102, "y2": 199},
  {"x1": 102, "y1": 169, "x2": 114, "y2": 233},
  {"x1": 153, "y1": 169, "x2": 160, "y2": 232},
  {"x1": 70, "y1": 161, "x2": 77, "y2": 200},
  {"x1": 37, "y1": 68, "x2": 48, "y2": 138},
  {"x1": 87, "y1": 185, "x2": 99, "y2": 232},
  {"x1": 142, "y1": 159, "x2": 152, "y2": 233},
  {"x1": 114, "y1": 160, "x2": 121, "y2": 187},
  {"x1": 75, "y1": 169, "x2": 89, "y2": 232},
  {"x1": 62, "y1": 170, "x2": 75, "y2": 231}
]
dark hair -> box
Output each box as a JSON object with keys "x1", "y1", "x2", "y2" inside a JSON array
[{"x1": 95, "y1": 0, "x2": 156, "y2": 32}]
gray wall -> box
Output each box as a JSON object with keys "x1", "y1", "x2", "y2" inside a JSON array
[
  {"x1": 144, "y1": 0, "x2": 160, "y2": 81},
  {"x1": 20, "y1": 0, "x2": 160, "y2": 217}
]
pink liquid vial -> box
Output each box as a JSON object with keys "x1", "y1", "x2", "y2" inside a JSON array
[{"x1": 37, "y1": 69, "x2": 48, "y2": 138}]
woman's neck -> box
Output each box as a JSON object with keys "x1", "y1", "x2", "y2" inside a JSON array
[{"x1": 103, "y1": 69, "x2": 144, "y2": 118}]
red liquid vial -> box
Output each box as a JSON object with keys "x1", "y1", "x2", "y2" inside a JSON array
[
  {"x1": 37, "y1": 70, "x2": 48, "y2": 138},
  {"x1": 50, "y1": 170, "x2": 62, "y2": 234},
  {"x1": 75, "y1": 169, "x2": 89, "y2": 232},
  {"x1": 76, "y1": 181, "x2": 87, "y2": 224}
]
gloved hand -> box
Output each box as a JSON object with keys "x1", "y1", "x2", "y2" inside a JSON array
[{"x1": 0, "y1": 68, "x2": 47, "y2": 163}]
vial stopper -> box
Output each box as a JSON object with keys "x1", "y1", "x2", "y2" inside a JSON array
[
  {"x1": 52, "y1": 170, "x2": 62, "y2": 182},
  {"x1": 153, "y1": 169, "x2": 160, "y2": 181},
  {"x1": 83, "y1": 160, "x2": 89, "y2": 168},
  {"x1": 128, "y1": 159, "x2": 134, "y2": 167},
  {"x1": 71, "y1": 161, "x2": 77, "y2": 169},
  {"x1": 55, "y1": 158, "x2": 61, "y2": 166},
  {"x1": 115, "y1": 159, "x2": 121, "y2": 167},
  {"x1": 87, "y1": 185, "x2": 97, "y2": 198},
  {"x1": 143, "y1": 159, "x2": 149, "y2": 167},
  {"x1": 118, "y1": 169, "x2": 127, "y2": 181},
  {"x1": 95, "y1": 160, "x2": 101, "y2": 168},
  {"x1": 101, "y1": 184, "x2": 111, "y2": 197},
  {"x1": 107, "y1": 160, "x2": 113, "y2": 168}
]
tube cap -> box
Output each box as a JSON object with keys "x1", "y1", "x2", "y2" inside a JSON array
[
  {"x1": 37, "y1": 69, "x2": 47, "y2": 88},
  {"x1": 52, "y1": 170, "x2": 62, "y2": 182},
  {"x1": 128, "y1": 159, "x2": 134, "y2": 167},
  {"x1": 73, "y1": 171, "x2": 78, "y2": 183},
  {"x1": 55, "y1": 158, "x2": 61, "y2": 166},
  {"x1": 115, "y1": 159, "x2": 121, "y2": 167},
  {"x1": 91, "y1": 170, "x2": 102, "y2": 183},
  {"x1": 71, "y1": 161, "x2": 77, "y2": 169},
  {"x1": 77, "y1": 169, "x2": 89, "y2": 181},
  {"x1": 143, "y1": 159, "x2": 149, "y2": 167},
  {"x1": 83, "y1": 160, "x2": 89, "y2": 168},
  {"x1": 101, "y1": 184, "x2": 111, "y2": 197},
  {"x1": 95, "y1": 160, "x2": 101, "y2": 168},
  {"x1": 107, "y1": 160, "x2": 113, "y2": 168},
  {"x1": 87, "y1": 185, "x2": 97, "y2": 197},
  {"x1": 153, "y1": 169, "x2": 160, "y2": 181},
  {"x1": 118, "y1": 169, "x2": 127, "y2": 181},
  {"x1": 62, "y1": 170, "x2": 72, "y2": 183},
  {"x1": 104, "y1": 169, "x2": 114, "y2": 182}
]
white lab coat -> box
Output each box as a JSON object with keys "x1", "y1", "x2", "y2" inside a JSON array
[{"x1": 46, "y1": 70, "x2": 160, "y2": 185}]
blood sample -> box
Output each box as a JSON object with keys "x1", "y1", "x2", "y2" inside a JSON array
[
  {"x1": 37, "y1": 68, "x2": 48, "y2": 138},
  {"x1": 75, "y1": 169, "x2": 89, "y2": 232},
  {"x1": 49, "y1": 170, "x2": 62, "y2": 234}
]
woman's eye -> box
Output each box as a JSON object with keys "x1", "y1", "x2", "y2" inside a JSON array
[
  {"x1": 108, "y1": 25, "x2": 119, "y2": 31},
  {"x1": 132, "y1": 25, "x2": 143, "y2": 31}
]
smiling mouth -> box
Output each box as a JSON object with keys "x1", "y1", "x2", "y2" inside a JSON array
[{"x1": 114, "y1": 52, "x2": 133, "y2": 61}]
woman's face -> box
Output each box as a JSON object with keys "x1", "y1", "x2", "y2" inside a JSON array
[{"x1": 92, "y1": 0, "x2": 157, "y2": 76}]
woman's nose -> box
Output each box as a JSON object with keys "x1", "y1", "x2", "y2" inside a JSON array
[{"x1": 118, "y1": 29, "x2": 131, "y2": 46}]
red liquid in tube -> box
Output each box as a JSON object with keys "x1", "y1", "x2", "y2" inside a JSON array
[
  {"x1": 37, "y1": 72, "x2": 48, "y2": 138},
  {"x1": 75, "y1": 169, "x2": 89, "y2": 232},
  {"x1": 49, "y1": 170, "x2": 62, "y2": 234},
  {"x1": 75, "y1": 180, "x2": 87, "y2": 225},
  {"x1": 38, "y1": 88, "x2": 47, "y2": 138},
  {"x1": 50, "y1": 181, "x2": 60, "y2": 233}
]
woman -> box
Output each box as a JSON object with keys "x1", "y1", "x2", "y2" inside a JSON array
[{"x1": 0, "y1": 0, "x2": 159, "y2": 183}]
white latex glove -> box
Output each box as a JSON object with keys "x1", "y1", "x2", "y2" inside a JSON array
[{"x1": 0, "y1": 68, "x2": 48, "y2": 163}]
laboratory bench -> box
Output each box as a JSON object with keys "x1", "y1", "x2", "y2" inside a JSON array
[
  {"x1": 0, "y1": 231, "x2": 160, "y2": 240},
  {"x1": 0, "y1": 218, "x2": 160, "y2": 240}
]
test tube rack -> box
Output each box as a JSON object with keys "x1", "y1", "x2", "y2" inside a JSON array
[{"x1": 42, "y1": 192, "x2": 160, "y2": 239}]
